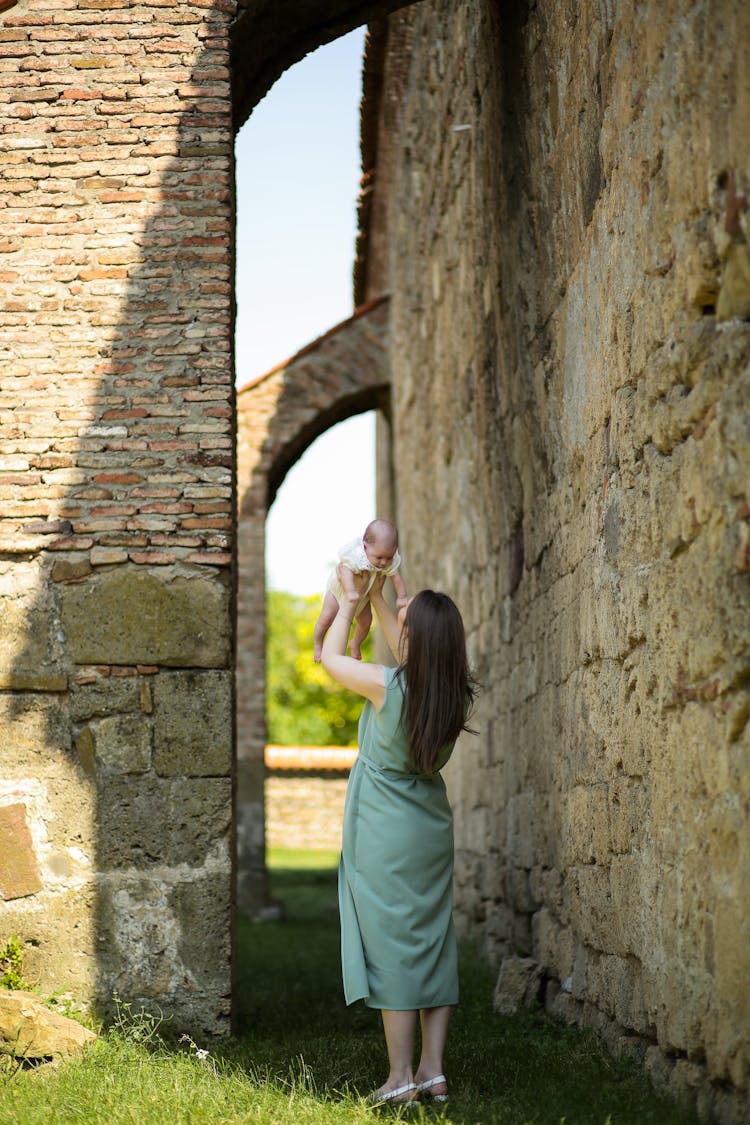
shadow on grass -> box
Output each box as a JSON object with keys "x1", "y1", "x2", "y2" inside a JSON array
[
  {"x1": 0, "y1": 850, "x2": 702, "y2": 1125},
  {"x1": 225, "y1": 850, "x2": 700, "y2": 1125}
]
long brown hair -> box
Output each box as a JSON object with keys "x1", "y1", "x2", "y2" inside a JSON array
[{"x1": 396, "y1": 590, "x2": 477, "y2": 773}]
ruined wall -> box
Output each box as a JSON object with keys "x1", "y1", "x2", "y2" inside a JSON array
[
  {"x1": 0, "y1": 0, "x2": 236, "y2": 1033},
  {"x1": 367, "y1": 1, "x2": 750, "y2": 1117}
]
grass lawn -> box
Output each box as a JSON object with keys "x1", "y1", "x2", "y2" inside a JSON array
[{"x1": 0, "y1": 848, "x2": 699, "y2": 1124}]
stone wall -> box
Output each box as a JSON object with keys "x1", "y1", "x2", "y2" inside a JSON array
[
  {"x1": 0, "y1": 0, "x2": 236, "y2": 1033},
  {"x1": 264, "y1": 747, "x2": 355, "y2": 853},
  {"x1": 365, "y1": 2, "x2": 750, "y2": 1118}
]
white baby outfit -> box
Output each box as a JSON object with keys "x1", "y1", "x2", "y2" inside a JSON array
[{"x1": 327, "y1": 537, "x2": 402, "y2": 616}]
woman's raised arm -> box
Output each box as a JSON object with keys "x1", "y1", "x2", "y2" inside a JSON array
[
  {"x1": 369, "y1": 576, "x2": 403, "y2": 661},
  {"x1": 321, "y1": 576, "x2": 386, "y2": 707}
]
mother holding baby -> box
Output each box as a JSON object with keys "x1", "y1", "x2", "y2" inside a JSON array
[{"x1": 321, "y1": 562, "x2": 477, "y2": 1106}]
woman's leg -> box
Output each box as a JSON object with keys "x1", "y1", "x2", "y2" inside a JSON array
[
  {"x1": 375, "y1": 1008, "x2": 417, "y2": 1096},
  {"x1": 415, "y1": 1005, "x2": 451, "y2": 1094}
]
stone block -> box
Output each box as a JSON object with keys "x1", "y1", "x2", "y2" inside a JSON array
[
  {"x1": 0, "y1": 693, "x2": 72, "y2": 775},
  {"x1": 94, "y1": 714, "x2": 151, "y2": 775},
  {"x1": 51, "y1": 558, "x2": 93, "y2": 583},
  {"x1": 717, "y1": 242, "x2": 750, "y2": 321},
  {"x1": 96, "y1": 776, "x2": 231, "y2": 870},
  {"x1": 3, "y1": 886, "x2": 97, "y2": 999},
  {"x1": 152, "y1": 670, "x2": 231, "y2": 777},
  {"x1": 493, "y1": 955, "x2": 543, "y2": 1014},
  {"x1": 0, "y1": 562, "x2": 56, "y2": 675},
  {"x1": 69, "y1": 679, "x2": 144, "y2": 722},
  {"x1": 0, "y1": 671, "x2": 67, "y2": 692},
  {"x1": 173, "y1": 876, "x2": 231, "y2": 996},
  {"x1": 60, "y1": 567, "x2": 230, "y2": 668},
  {"x1": 0, "y1": 990, "x2": 96, "y2": 1059},
  {"x1": 0, "y1": 803, "x2": 42, "y2": 899},
  {"x1": 96, "y1": 872, "x2": 231, "y2": 1036}
]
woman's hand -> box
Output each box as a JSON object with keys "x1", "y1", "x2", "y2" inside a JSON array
[
  {"x1": 322, "y1": 572, "x2": 385, "y2": 708},
  {"x1": 370, "y1": 571, "x2": 387, "y2": 595},
  {"x1": 336, "y1": 563, "x2": 370, "y2": 600}
]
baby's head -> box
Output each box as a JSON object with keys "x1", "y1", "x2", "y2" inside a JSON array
[{"x1": 363, "y1": 519, "x2": 398, "y2": 570}]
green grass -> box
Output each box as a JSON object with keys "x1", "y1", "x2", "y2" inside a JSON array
[{"x1": 0, "y1": 848, "x2": 700, "y2": 1124}]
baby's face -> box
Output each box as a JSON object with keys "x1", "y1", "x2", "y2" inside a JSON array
[{"x1": 364, "y1": 537, "x2": 396, "y2": 570}]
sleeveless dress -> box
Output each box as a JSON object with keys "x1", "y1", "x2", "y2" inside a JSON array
[{"x1": 338, "y1": 665, "x2": 458, "y2": 1010}]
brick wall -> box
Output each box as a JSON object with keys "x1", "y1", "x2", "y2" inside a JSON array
[
  {"x1": 365, "y1": 2, "x2": 750, "y2": 1118},
  {"x1": 0, "y1": 0, "x2": 235, "y2": 1034}
]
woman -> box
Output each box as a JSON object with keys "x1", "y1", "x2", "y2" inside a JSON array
[{"x1": 321, "y1": 570, "x2": 477, "y2": 1105}]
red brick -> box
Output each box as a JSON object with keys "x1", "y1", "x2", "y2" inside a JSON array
[
  {"x1": 93, "y1": 473, "x2": 143, "y2": 485},
  {"x1": 180, "y1": 517, "x2": 231, "y2": 530},
  {"x1": 185, "y1": 551, "x2": 232, "y2": 566},
  {"x1": 129, "y1": 550, "x2": 175, "y2": 565}
]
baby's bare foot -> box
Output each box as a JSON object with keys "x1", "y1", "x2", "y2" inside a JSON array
[
  {"x1": 350, "y1": 646, "x2": 362, "y2": 661},
  {"x1": 313, "y1": 643, "x2": 322, "y2": 663}
]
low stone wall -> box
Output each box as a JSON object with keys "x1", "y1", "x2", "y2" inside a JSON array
[{"x1": 264, "y1": 746, "x2": 353, "y2": 853}]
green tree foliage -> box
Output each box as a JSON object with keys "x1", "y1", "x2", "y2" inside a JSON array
[{"x1": 266, "y1": 591, "x2": 373, "y2": 746}]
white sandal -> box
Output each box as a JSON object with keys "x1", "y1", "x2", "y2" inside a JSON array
[
  {"x1": 416, "y1": 1074, "x2": 448, "y2": 1102},
  {"x1": 367, "y1": 1081, "x2": 418, "y2": 1105}
]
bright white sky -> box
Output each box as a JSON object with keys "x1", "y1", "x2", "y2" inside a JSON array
[{"x1": 235, "y1": 28, "x2": 375, "y2": 596}]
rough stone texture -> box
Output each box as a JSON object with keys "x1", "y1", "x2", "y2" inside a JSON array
[
  {"x1": 60, "y1": 568, "x2": 231, "y2": 668},
  {"x1": 152, "y1": 670, "x2": 232, "y2": 777},
  {"x1": 0, "y1": 989, "x2": 96, "y2": 1060},
  {"x1": 493, "y1": 955, "x2": 543, "y2": 1015},
  {"x1": 235, "y1": 299, "x2": 390, "y2": 914},
  {"x1": 266, "y1": 775, "x2": 350, "y2": 852},
  {"x1": 263, "y1": 747, "x2": 354, "y2": 854},
  {"x1": 363, "y1": 1, "x2": 750, "y2": 1117}
]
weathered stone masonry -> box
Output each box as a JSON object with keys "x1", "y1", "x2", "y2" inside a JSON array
[
  {"x1": 361, "y1": 3, "x2": 749, "y2": 1119},
  {"x1": 0, "y1": 0, "x2": 237, "y2": 1033}
]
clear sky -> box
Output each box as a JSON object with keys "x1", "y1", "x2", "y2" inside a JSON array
[{"x1": 235, "y1": 28, "x2": 375, "y2": 597}]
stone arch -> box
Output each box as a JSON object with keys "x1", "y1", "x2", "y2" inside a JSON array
[{"x1": 235, "y1": 298, "x2": 390, "y2": 913}]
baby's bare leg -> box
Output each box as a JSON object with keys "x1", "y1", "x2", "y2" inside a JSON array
[
  {"x1": 339, "y1": 564, "x2": 361, "y2": 606},
  {"x1": 349, "y1": 601, "x2": 373, "y2": 660},
  {"x1": 313, "y1": 591, "x2": 342, "y2": 663}
]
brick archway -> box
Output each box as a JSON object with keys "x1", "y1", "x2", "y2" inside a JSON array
[
  {"x1": 230, "y1": 1, "x2": 416, "y2": 129},
  {"x1": 235, "y1": 298, "x2": 390, "y2": 913}
]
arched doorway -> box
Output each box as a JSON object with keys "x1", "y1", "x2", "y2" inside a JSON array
[{"x1": 235, "y1": 298, "x2": 390, "y2": 915}]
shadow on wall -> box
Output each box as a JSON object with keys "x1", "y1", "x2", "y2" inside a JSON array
[{"x1": 1, "y1": 0, "x2": 413, "y2": 1036}]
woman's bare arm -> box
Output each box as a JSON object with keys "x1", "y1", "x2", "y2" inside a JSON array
[
  {"x1": 320, "y1": 578, "x2": 386, "y2": 707},
  {"x1": 369, "y1": 575, "x2": 403, "y2": 661}
]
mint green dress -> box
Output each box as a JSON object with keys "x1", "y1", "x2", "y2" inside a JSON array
[{"x1": 338, "y1": 665, "x2": 458, "y2": 1010}]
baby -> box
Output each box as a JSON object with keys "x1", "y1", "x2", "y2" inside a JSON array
[{"x1": 313, "y1": 518, "x2": 408, "y2": 662}]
